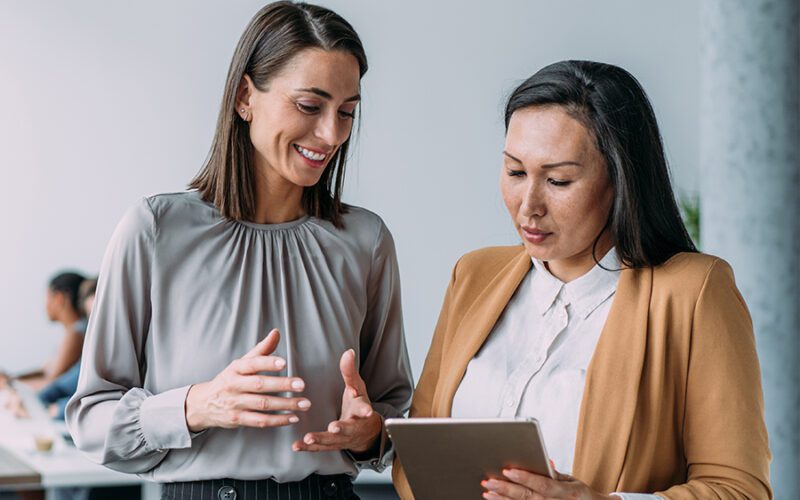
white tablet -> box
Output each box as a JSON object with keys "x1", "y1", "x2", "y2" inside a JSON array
[{"x1": 386, "y1": 417, "x2": 555, "y2": 500}]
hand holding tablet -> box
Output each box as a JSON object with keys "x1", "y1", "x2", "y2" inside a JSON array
[{"x1": 386, "y1": 417, "x2": 555, "y2": 500}]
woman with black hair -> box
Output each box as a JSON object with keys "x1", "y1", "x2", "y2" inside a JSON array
[
  {"x1": 67, "y1": 2, "x2": 411, "y2": 499},
  {"x1": 43, "y1": 271, "x2": 87, "y2": 381},
  {"x1": 393, "y1": 61, "x2": 770, "y2": 499}
]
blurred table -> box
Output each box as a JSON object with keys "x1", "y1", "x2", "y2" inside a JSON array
[{"x1": 0, "y1": 389, "x2": 155, "y2": 500}]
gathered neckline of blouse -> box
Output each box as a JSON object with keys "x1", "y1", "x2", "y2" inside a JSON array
[{"x1": 235, "y1": 214, "x2": 311, "y2": 231}]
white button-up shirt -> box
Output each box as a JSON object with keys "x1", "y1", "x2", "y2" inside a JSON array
[{"x1": 451, "y1": 248, "x2": 660, "y2": 499}]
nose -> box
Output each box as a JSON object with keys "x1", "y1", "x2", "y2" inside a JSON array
[
  {"x1": 314, "y1": 111, "x2": 350, "y2": 149},
  {"x1": 520, "y1": 181, "x2": 546, "y2": 219}
]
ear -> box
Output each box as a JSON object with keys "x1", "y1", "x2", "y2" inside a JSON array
[{"x1": 236, "y1": 74, "x2": 255, "y2": 120}]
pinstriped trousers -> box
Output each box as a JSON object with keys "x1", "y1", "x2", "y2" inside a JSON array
[{"x1": 160, "y1": 474, "x2": 359, "y2": 500}]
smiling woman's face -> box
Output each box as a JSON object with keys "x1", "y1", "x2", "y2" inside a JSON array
[
  {"x1": 238, "y1": 48, "x2": 361, "y2": 192},
  {"x1": 500, "y1": 105, "x2": 615, "y2": 282}
]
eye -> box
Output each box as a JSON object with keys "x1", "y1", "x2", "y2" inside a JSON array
[
  {"x1": 296, "y1": 102, "x2": 320, "y2": 114},
  {"x1": 338, "y1": 109, "x2": 356, "y2": 119},
  {"x1": 506, "y1": 168, "x2": 526, "y2": 178},
  {"x1": 548, "y1": 179, "x2": 572, "y2": 187}
]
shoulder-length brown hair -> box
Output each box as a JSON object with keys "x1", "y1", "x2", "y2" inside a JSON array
[{"x1": 190, "y1": 1, "x2": 367, "y2": 227}]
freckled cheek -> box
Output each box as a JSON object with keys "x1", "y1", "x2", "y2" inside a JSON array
[{"x1": 500, "y1": 183, "x2": 523, "y2": 222}]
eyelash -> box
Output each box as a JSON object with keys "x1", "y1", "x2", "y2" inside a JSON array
[
  {"x1": 505, "y1": 169, "x2": 572, "y2": 186},
  {"x1": 296, "y1": 103, "x2": 355, "y2": 119}
]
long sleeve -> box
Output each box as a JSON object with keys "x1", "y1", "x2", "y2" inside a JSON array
[
  {"x1": 65, "y1": 199, "x2": 194, "y2": 474},
  {"x1": 352, "y1": 221, "x2": 413, "y2": 471},
  {"x1": 656, "y1": 260, "x2": 772, "y2": 500}
]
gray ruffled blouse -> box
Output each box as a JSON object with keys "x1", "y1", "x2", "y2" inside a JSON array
[{"x1": 65, "y1": 191, "x2": 413, "y2": 483}]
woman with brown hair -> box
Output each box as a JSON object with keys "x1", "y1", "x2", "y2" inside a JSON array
[
  {"x1": 66, "y1": 3, "x2": 412, "y2": 499},
  {"x1": 393, "y1": 61, "x2": 770, "y2": 499}
]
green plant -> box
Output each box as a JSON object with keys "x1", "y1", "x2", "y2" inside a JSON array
[{"x1": 679, "y1": 193, "x2": 700, "y2": 249}]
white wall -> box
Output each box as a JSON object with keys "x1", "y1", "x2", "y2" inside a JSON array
[{"x1": 0, "y1": 1, "x2": 698, "y2": 378}]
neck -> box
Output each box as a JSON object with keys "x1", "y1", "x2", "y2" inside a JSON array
[
  {"x1": 545, "y1": 235, "x2": 614, "y2": 283},
  {"x1": 59, "y1": 309, "x2": 80, "y2": 327},
  {"x1": 252, "y1": 164, "x2": 305, "y2": 225}
]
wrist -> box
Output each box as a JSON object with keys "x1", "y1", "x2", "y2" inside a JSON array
[
  {"x1": 185, "y1": 383, "x2": 207, "y2": 432},
  {"x1": 349, "y1": 412, "x2": 383, "y2": 455}
]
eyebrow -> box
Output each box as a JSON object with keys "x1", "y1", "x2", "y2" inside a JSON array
[
  {"x1": 296, "y1": 87, "x2": 361, "y2": 102},
  {"x1": 503, "y1": 151, "x2": 582, "y2": 168}
]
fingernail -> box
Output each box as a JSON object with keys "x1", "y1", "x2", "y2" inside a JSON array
[
  {"x1": 304, "y1": 435, "x2": 314, "y2": 444},
  {"x1": 292, "y1": 379, "x2": 305, "y2": 390},
  {"x1": 502, "y1": 469, "x2": 520, "y2": 480},
  {"x1": 483, "y1": 479, "x2": 499, "y2": 491},
  {"x1": 297, "y1": 399, "x2": 311, "y2": 409},
  {"x1": 288, "y1": 416, "x2": 299, "y2": 423},
  {"x1": 331, "y1": 426, "x2": 340, "y2": 433},
  {"x1": 275, "y1": 358, "x2": 286, "y2": 369}
]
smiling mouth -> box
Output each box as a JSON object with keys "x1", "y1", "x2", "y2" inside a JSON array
[{"x1": 293, "y1": 144, "x2": 328, "y2": 162}]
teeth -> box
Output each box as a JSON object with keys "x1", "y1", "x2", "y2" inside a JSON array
[{"x1": 295, "y1": 145, "x2": 326, "y2": 161}]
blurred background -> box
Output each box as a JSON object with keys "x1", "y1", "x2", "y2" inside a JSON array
[{"x1": 0, "y1": 0, "x2": 796, "y2": 498}]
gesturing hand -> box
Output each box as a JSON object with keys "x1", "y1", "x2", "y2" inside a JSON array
[
  {"x1": 185, "y1": 329, "x2": 310, "y2": 432},
  {"x1": 481, "y1": 466, "x2": 613, "y2": 500},
  {"x1": 292, "y1": 349, "x2": 382, "y2": 454}
]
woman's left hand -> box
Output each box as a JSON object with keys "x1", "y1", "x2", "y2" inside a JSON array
[
  {"x1": 482, "y1": 468, "x2": 613, "y2": 500},
  {"x1": 292, "y1": 349, "x2": 382, "y2": 454}
]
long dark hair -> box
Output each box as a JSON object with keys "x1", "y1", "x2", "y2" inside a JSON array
[
  {"x1": 505, "y1": 60, "x2": 697, "y2": 268},
  {"x1": 190, "y1": 1, "x2": 367, "y2": 227},
  {"x1": 49, "y1": 272, "x2": 86, "y2": 316}
]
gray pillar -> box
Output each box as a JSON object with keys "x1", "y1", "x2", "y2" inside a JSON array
[{"x1": 700, "y1": 0, "x2": 799, "y2": 497}]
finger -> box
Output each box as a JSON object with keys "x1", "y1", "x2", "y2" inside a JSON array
[
  {"x1": 243, "y1": 329, "x2": 280, "y2": 359},
  {"x1": 339, "y1": 349, "x2": 366, "y2": 397},
  {"x1": 481, "y1": 492, "x2": 512, "y2": 500},
  {"x1": 293, "y1": 431, "x2": 350, "y2": 450},
  {"x1": 502, "y1": 469, "x2": 562, "y2": 496},
  {"x1": 481, "y1": 479, "x2": 531, "y2": 499},
  {"x1": 236, "y1": 394, "x2": 311, "y2": 413},
  {"x1": 233, "y1": 356, "x2": 287, "y2": 374},
  {"x1": 292, "y1": 439, "x2": 351, "y2": 453},
  {"x1": 233, "y1": 374, "x2": 305, "y2": 394},
  {"x1": 342, "y1": 395, "x2": 374, "y2": 419},
  {"x1": 231, "y1": 410, "x2": 299, "y2": 429}
]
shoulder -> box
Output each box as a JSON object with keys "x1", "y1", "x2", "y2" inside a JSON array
[
  {"x1": 142, "y1": 191, "x2": 206, "y2": 220},
  {"x1": 111, "y1": 192, "x2": 205, "y2": 246},
  {"x1": 336, "y1": 204, "x2": 394, "y2": 250},
  {"x1": 651, "y1": 252, "x2": 736, "y2": 297},
  {"x1": 454, "y1": 245, "x2": 528, "y2": 282}
]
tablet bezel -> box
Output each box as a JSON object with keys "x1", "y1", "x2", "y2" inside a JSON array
[{"x1": 386, "y1": 417, "x2": 555, "y2": 500}]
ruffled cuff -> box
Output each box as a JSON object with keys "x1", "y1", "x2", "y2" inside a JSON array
[{"x1": 137, "y1": 385, "x2": 194, "y2": 452}]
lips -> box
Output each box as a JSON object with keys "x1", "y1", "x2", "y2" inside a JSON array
[{"x1": 521, "y1": 225, "x2": 553, "y2": 244}]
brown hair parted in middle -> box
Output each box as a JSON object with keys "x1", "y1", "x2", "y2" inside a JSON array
[{"x1": 189, "y1": 1, "x2": 368, "y2": 227}]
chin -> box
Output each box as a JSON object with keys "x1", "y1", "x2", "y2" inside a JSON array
[{"x1": 521, "y1": 241, "x2": 556, "y2": 262}]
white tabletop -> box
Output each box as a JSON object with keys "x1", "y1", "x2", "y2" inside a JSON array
[{"x1": 0, "y1": 388, "x2": 392, "y2": 488}]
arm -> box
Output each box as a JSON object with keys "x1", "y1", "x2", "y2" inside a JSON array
[
  {"x1": 39, "y1": 361, "x2": 81, "y2": 406},
  {"x1": 65, "y1": 199, "x2": 184, "y2": 474},
  {"x1": 656, "y1": 260, "x2": 771, "y2": 499},
  {"x1": 392, "y1": 258, "x2": 460, "y2": 500},
  {"x1": 349, "y1": 221, "x2": 414, "y2": 470},
  {"x1": 44, "y1": 328, "x2": 83, "y2": 380},
  {"x1": 292, "y1": 221, "x2": 415, "y2": 468}
]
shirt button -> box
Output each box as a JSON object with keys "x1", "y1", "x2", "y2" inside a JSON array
[
  {"x1": 218, "y1": 486, "x2": 237, "y2": 500},
  {"x1": 323, "y1": 480, "x2": 339, "y2": 497}
]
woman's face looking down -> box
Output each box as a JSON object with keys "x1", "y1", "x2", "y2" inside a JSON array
[
  {"x1": 238, "y1": 48, "x2": 361, "y2": 193},
  {"x1": 500, "y1": 105, "x2": 615, "y2": 282}
]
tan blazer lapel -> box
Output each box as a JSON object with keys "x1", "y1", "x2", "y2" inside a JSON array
[
  {"x1": 572, "y1": 266, "x2": 653, "y2": 492},
  {"x1": 432, "y1": 250, "x2": 532, "y2": 417}
]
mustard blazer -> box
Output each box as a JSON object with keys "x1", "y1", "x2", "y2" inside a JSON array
[{"x1": 392, "y1": 246, "x2": 771, "y2": 499}]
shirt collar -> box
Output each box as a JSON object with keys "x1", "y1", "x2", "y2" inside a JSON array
[{"x1": 530, "y1": 248, "x2": 622, "y2": 319}]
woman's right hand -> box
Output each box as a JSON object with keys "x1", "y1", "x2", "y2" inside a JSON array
[{"x1": 184, "y1": 329, "x2": 310, "y2": 432}]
